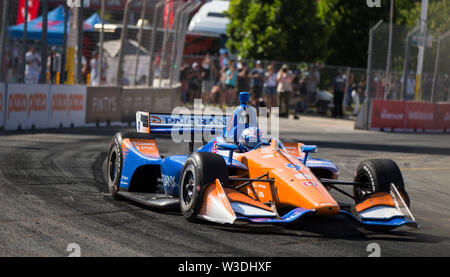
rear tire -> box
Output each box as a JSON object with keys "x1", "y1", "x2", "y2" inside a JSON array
[
  {"x1": 179, "y1": 152, "x2": 229, "y2": 222},
  {"x1": 354, "y1": 159, "x2": 410, "y2": 207}
]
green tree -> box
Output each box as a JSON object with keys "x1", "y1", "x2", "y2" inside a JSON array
[
  {"x1": 318, "y1": 0, "x2": 419, "y2": 67},
  {"x1": 399, "y1": 0, "x2": 450, "y2": 34},
  {"x1": 226, "y1": 0, "x2": 327, "y2": 62}
]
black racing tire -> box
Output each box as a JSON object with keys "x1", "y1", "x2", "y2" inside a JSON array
[
  {"x1": 107, "y1": 132, "x2": 125, "y2": 200},
  {"x1": 354, "y1": 159, "x2": 410, "y2": 207},
  {"x1": 106, "y1": 132, "x2": 156, "y2": 200},
  {"x1": 179, "y1": 152, "x2": 229, "y2": 222}
]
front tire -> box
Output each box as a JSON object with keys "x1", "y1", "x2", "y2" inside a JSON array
[
  {"x1": 179, "y1": 152, "x2": 229, "y2": 222},
  {"x1": 107, "y1": 133, "x2": 125, "y2": 200},
  {"x1": 354, "y1": 159, "x2": 410, "y2": 207}
]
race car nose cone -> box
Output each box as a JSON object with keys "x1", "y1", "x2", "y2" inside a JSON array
[{"x1": 315, "y1": 203, "x2": 340, "y2": 215}]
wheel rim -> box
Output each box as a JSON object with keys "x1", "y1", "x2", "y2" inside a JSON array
[
  {"x1": 355, "y1": 174, "x2": 373, "y2": 202},
  {"x1": 109, "y1": 151, "x2": 118, "y2": 182},
  {"x1": 182, "y1": 168, "x2": 196, "y2": 206}
]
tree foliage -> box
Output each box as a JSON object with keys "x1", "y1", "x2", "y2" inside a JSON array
[
  {"x1": 225, "y1": 0, "x2": 327, "y2": 62},
  {"x1": 399, "y1": 0, "x2": 450, "y2": 35}
]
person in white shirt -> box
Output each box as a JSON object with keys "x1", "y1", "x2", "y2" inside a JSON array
[
  {"x1": 406, "y1": 71, "x2": 415, "y2": 101},
  {"x1": 25, "y1": 47, "x2": 41, "y2": 84},
  {"x1": 90, "y1": 51, "x2": 108, "y2": 86}
]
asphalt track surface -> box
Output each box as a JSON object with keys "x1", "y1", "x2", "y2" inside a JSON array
[{"x1": 0, "y1": 116, "x2": 449, "y2": 257}]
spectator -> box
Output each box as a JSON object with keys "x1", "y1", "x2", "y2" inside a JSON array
[
  {"x1": 305, "y1": 64, "x2": 320, "y2": 109},
  {"x1": 236, "y1": 62, "x2": 250, "y2": 98},
  {"x1": 345, "y1": 72, "x2": 354, "y2": 108},
  {"x1": 219, "y1": 48, "x2": 229, "y2": 71},
  {"x1": 188, "y1": 62, "x2": 201, "y2": 103},
  {"x1": 209, "y1": 56, "x2": 222, "y2": 105},
  {"x1": 180, "y1": 62, "x2": 189, "y2": 104},
  {"x1": 277, "y1": 64, "x2": 293, "y2": 117},
  {"x1": 90, "y1": 51, "x2": 108, "y2": 86},
  {"x1": 406, "y1": 70, "x2": 415, "y2": 101},
  {"x1": 351, "y1": 84, "x2": 361, "y2": 116},
  {"x1": 25, "y1": 47, "x2": 41, "y2": 84},
  {"x1": 250, "y1": 60, "x2": 265, "y2": 105},
  {"x1": 201, "y1": 54, "x2": 213, "y2": 104},
  {"x1": 332, "y1": 70, "x2": 346, "y2": 118},
  {"x1": 264, "y1": 64, "x2": 277, "y2": 110},
  {"x1": 224, "y1": 60, "x2": 237, "y2": 106}
]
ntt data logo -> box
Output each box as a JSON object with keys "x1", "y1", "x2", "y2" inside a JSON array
[
  {"x1": 367, "y1": 0, "x2": 381, "y2": 8},
  {"x1": 67, "y1": 0, "x2": 81, "y2": 8}
]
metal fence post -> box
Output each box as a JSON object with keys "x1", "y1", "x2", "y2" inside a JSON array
[
  {"x1": 147, "y1": 0, "x2": 165, "y2": 87},
  {"x1": 40, "y1": 0, "x2": 48, "y2": 84},
  {"x1": 133, "y1": 0, "x2": 148, "y2": 86},
  {"x1": 431, "y1": 31, "x2": 450, "y2": 102},
  {"x1": 402, "y1": 25, "x2": 419, "y2": 101},
  {"x1": 76, "y1": 1, "x2": 84, "y2": 85},
  {"x1": 0, "y1": 0, "x2": 9, "y2": 82},
  {"x1": 158, "y1": 1, "x2": 174, "y2": 88},
  {"x1": 116, "y1": 0, "x2": 134, "y2": 86},
  {"x1": 363, "y1": 20, "x2": 383, "y2": 129},
  {"x1": 61, "y1": 5, "x2": 69, "y2": 84},
  {"x1": 174, "y1": 2, "x2": 200, "y2": 85},
  {"x1": 169, "y1": 2, "x2": 189, "y2": 86},
  {"x1": 20, "y1": 0, "x2": 30, "y2": 83},
  {"x1": 98, "y1": 0, "x2": 106, "y2": 87}
]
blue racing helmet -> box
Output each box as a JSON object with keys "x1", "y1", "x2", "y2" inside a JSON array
[{"x1": 238, "y1": 127, "x2": 262, "y2": 152}]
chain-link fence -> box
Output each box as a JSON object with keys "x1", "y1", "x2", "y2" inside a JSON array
[
  {"x1": 367, "y1": 21, "x2": 450, "y2": 103},
  {"x1": 0, "y1": 0, "x2": 197, "y2": 88},
  {"x1": 179, "y1": 54, "x2": 367, "y2": 117}
]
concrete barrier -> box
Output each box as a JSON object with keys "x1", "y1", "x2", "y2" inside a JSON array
[
  {"x1": 121, "y1": 85, "x2": 181, "y2": 123},
  {"x1": 5, "y1": 84, "x2": 50, "y2": 131},
  {"x1": 363, "y1": 99, "x2": 450, "y2": 132},
  {"x1": 49, "y1": 85, "x2": 86, "y2": 128},
  {"x1": 1, "y1": 84, "x2": 183, "y2": 131},
  {"x1": 85, "y1": 86, "x2": 122, "y2": 125}
]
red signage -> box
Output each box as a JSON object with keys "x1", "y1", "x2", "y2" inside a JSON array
[
  {"x1": 370, "y1": 100, "x2": 450, "y2": 131},
  {"x1": 405, "y1": 102, "x2": 435, "y2": 130},
  {"x1": 370, "y1": 99, "x2": 406, "y2": 129},
  {"x1": 17, "y1": 0, "x2": 40, "y2": 25},
  {"x1": 435, "y1": 103, "x2": 450, "y2": 130}
]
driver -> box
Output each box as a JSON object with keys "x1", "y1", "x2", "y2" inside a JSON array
[{"x1": 238, "y1": 127, "x2": 263, "y2": 152}]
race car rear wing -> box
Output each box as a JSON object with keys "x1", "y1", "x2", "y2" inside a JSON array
[{"x1": 136, "y1": 111, "x2": 229, "y2": 135}]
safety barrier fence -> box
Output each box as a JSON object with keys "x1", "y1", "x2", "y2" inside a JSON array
[
  {"x1": 355, "y1": 98, "x2": 450, "y2": 133},
  {"x1": 0, "y1": 83, "x2": 181, "y2": 131}
]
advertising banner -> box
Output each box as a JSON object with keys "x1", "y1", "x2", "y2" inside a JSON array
[
  {"x1": 5, "y1": 84, "x2": 50, "y2": 131},
  {"x1": 370, "y1": 99, "x2": 406, "y2": 129},
  {"x1": 404, "y1": 102, "x2": 435, "y2": 130},
  {"x1": 85, "y1": 86, "x2": 122, "y2": 124},
  {"x1": 435, "y1": 103, "x2": 450, "y2": 130},
  {"x1": 121, "y1": 86, "x2": 181, "y2": 123},
  {"x1": 49, "y1": 85, "x2": 86, "y2": 128}
]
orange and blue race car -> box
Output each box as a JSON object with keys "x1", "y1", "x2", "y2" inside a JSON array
[{"x1": 106, "y1": 92, "x2": 417, "y2": 231}]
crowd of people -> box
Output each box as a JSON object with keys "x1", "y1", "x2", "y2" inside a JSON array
[
  {"x1": 180, "y1": 50, "x2": 366, "y2": 118},
  {"x1": 1, "y1": 43, "x2": 108, "y2": 86}
]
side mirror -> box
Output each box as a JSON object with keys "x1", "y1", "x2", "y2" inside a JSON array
[
  {"x1": 301, "y1": 145, "x2": 317, "y2": 164},
  {"x1": 216, "y1": 143, "x2": 238, "y2": 151},
  {"x1": 301, "y1": 145, "x2": 317, "y2": 153},
  {"x1": 216, "y1": 143, "x2": 238, "y2": 163}
]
